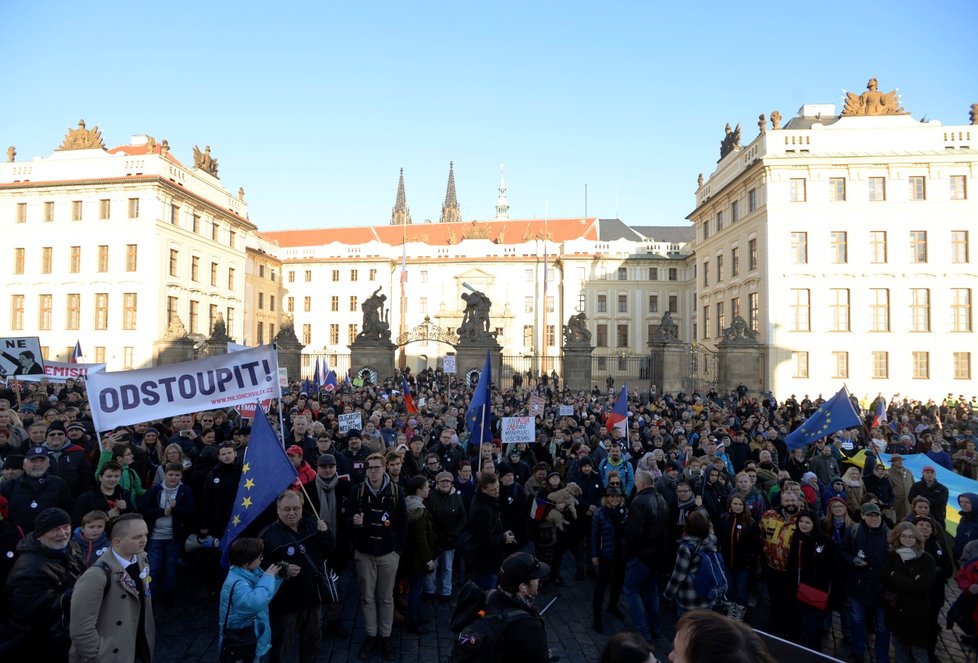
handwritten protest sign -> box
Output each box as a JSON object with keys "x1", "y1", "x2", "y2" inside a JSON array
[{"x1": 501, "y1": 416, "x2": 535, "y2": 444}]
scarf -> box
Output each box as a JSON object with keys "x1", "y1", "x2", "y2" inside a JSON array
[
  {"x1": 896, "y1": 546, "x2": 919, "y2": 561},
  {"x1": 677, "y1": 496, "x2": 697, "y2": 526},
  {"x1": 315, "y1": 473, "x2": 339, "y2": 531}
]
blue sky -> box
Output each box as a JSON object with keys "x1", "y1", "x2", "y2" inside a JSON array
[{"x1": 2, "y1": 1, "x2": 975, "y2": 230}]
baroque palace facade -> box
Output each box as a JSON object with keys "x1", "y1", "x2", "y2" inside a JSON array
[{"x1": 1, "y1": 81, "x2": 976, "y2": 398}]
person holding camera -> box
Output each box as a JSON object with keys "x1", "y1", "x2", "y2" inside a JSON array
[
  {"x1": 219, "y1": 537, "x2": 285, "y2": 663},
  {"x1": 260, "y1": 491, "x2": 334, "y2": 663}
]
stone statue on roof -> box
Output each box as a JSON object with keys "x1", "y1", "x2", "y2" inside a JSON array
[
  {"x1": 719, "y1": 123, "x2": 741, "y2": 159},
  {"x1": 193, "y1": 144, "x2": 219, "y2": 177},
  {"x1": 697, "y1": 173, "x2": 704, "y2": 188},
  {"x1": 771, "y1": 110, "x2": 782, "y2": 130},
  {"x1": 758, "y1": 113, "x2": 766, "y2": 134},
  {"x1": 164, "y1": 314, "x2": 188, "y2": 339},
  {"x1": 842, "y1": 78, "x2": 904, "y2": 116},
  {"x1": 971, "y1": 104, "x2": 977, "y2": 125},
  {"x1": 210, "y1": 312, "x2": 231, "y2": 341},
  {"x1": 6, "y1": 146, "x2": 14, "y2": 162},
  {"x1": 57, "y1": 119, "x2": 105, "y2": 151},
  {"x1": 358, "y1": 287, "x2": 391, "y2": 342}
]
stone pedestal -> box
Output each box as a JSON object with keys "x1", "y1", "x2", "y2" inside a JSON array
[
  {"x1": 203, "y1": 339, "x2": 229, "y2": 358},
  {"x1": 649, "y1": 341, "x2": 688, "y2": 394},
  {"x1": 562, "y1": 346, "x2": 594, "y2": 392},
  {"x1": 274, "y1": 342, "x2": 302, "y2": 385},
  {"x1": 154, "y1": 337, "x2": 195, "y2": 366},
  {"x1": 456, "y1": 341, "x2": 502, "y2": 387},
  {"x1": 718, "y1": 344, "x2": 763, "y2": 394},
  {"x1": 350, "y1": 341, "x2": 397, "y2": 383}
]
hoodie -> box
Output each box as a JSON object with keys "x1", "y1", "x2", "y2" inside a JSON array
[{"x1": 954, "y1": 492, "x2": 978, "y2": 560}]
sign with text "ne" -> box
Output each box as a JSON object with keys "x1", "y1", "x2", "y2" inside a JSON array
[
  {"x1": 87, "y1": 345, "x2": 280, "y2": 432},
  {"x1": 501, "y1": 416, "x2": 536, "y2": 445}
]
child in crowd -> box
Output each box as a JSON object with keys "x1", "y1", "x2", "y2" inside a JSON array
[{"x1": 72, "y1": 509, "x2": 110, "y2": 567}]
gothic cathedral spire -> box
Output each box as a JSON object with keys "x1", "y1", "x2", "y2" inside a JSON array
[
  {"x1": 391, "y1": 168, "x2": 411, "y2": 226},
  {"x1": 439, "y1": 161, "x2": 461, "y2": 224},
  {"x1": 495, "y1": 163, "x2": 509, "y2": 220}
]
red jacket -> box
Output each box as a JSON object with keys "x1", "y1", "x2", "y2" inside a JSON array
[{"x1": 954, "y1": 557, "x2": 978, "y2": 634}]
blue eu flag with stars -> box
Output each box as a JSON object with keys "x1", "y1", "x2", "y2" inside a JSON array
[
  {"x1": 785, "y1": 385, "x2": 862, "y2": 451},
  {"x1": 220, "y1": 404, "x2": 297, "y2": 565},
  {"x1": 466, "y1": 351, "x2": 493, "y2": 445}
]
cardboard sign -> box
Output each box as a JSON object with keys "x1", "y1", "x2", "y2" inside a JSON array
[
  {"x1": 338, "y1": 412, "x2": 362, "y2": 433},
  {"x1": 278, "y1": 367, "x2": 289, "y2": 388},
  {"x1": 501, "y1": 416, "x2": 536, "y2": 445},
  {"x1": 443, "y1": 356, "x2": 456, "y2": 374},
  {"x1": 558, "y1": 404, "x2": 574, "y2": 417}
]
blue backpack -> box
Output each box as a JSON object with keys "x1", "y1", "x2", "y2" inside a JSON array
[{"x1": 688, "y1": 542, "x2": 728, "y2": 602}]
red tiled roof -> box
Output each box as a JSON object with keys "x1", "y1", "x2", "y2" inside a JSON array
[{"x1": 264, "y1": 217, "x2": 598, "y2": 248}]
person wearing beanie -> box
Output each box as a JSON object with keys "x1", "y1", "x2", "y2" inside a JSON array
[
  {"x1": 568, "y1": 453, "x2": 603, "y2": 580},
  {"x1": 42, "y1": 419, "x2": 94, "y2": 500},
  {"x1": 496, "y1": 460, "x2": 528, "y2": 555},
  {"x1": 423, "y1": 469, "x2": 465, "y2": 604},
  {"x1": 4, "y1": 506, "x2": 84, "y2": 658}
]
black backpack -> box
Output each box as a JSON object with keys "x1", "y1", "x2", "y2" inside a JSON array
[{"x1": 449, "y1": 581, "x2": 535, "y2": 663}]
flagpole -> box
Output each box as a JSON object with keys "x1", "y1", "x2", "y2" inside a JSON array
[{"x1": 478, "y1": 400, "x2": 487, "y2": 474}]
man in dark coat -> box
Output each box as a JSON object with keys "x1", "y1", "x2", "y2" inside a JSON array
[
  {"x1": 0, "y1": 446, "x2": 72, "y2": 533},
  {"x1": 41, "y1": 421, "x2": 94, "y2": 499},
  {"x1": 621, "y1": 470, "x2": 669, "y2": 641},
  {"x1": 907, "y1": 465, "x2": 950, "y2": 523},
  {"x1": 262, "y1": 491, "x2": 334, "y2": 663},
  {"x1": 3, "y1": 507, "x2": 84, "y2": 658},
  {"x1": 465, "y1": 472, "x2": 515, "y2": 591},
  {"x1": 424, "y1": 470, "x2": 466, "y2": 601}
]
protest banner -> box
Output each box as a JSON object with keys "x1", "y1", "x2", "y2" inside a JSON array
[
  {"x1": 19, "y1": 361, "x2": 106, "y2": 382},
  {"x1": 0, "y1": 336, "x2": 46, "y2": 377},
  {"x1": 443, "y1": 356, "x2": 456, "y2": 374},
  {"x1": 278, "y1": 367, "x2": 289, "y2": 389},
  {"x1": 226, "y1": 341, "x2": 250, "y2": 353},
  {"x1": 338, "y1": 412, "x2": 362, "y2": 433},
  {"x1": 501, "y1": 416, "x2": 536, "y2": 444},
  {"x1": 558, "y1": 404, "x2": 574, "y2": 417},
  {"x1": 87, "y1": 345, "x2": 280, "y2": 431},
  {"x1": 528, "y1": 394, "x2": 545, "y2": 415}
]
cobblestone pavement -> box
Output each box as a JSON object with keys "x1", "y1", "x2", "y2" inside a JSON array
[{"x1": 155, "y1": 556, "x2": 976, "y2": 662}]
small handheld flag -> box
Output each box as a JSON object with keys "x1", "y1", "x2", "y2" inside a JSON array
[
  {"x1": 403, "y1": 376, "x2": 418, "y2": 414},
  {"x1": 606, "y1": 386, "x2": 628, "y2": 436},
  {"x1": 70, "y1": 341, "x2": 83, "y2": 364},
  {"x1": 785, "y1": 386, "x2": 862, "y2": 451},
  {"x1": 465, "y1": 352, "x2": 493, "y2": 445}
]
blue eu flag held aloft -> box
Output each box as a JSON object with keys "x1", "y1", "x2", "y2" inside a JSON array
[
  {"x1": 466, "y1": 351, "x2": 493, "y2": 445},
  {"x1": 220, "y1": 404, "x2": 297, "y2": 565},
  {"x1": 785, "y1": 385, "x2": 862, "y2": 451}
]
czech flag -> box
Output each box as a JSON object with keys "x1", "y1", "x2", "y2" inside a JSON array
[
  {"x1": 323, "y1": 370, "x2": 338, "y2": 392},
  {"x1": 70, "y1": 341, "x2": 83, "y2": 364},
  {"x1": 403, "y1": 376, "x2": 418, "y2": 414},
  {"x1": 530, "y1": 497, "x2": 551, "y2": 521},
  {"x1": 871, "y1": 400, "x2": 887, "y2": 429},
  {"x1": 606, "y1": 385, "x2": 628, "y2": 436}
]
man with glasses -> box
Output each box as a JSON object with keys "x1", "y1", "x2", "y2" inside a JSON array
[
  {"x1": 347, "y1": 452, "x2": 406, "y2": 661},
  {"x1": 41, "y1": 420, "x2": 93, "y2": 499},
  {"x1": 261, "y1": 491, "x2": 333, "y2": 663},
  {"x1": 846, "y1": 502, "x2": 891, "y2": 663}
]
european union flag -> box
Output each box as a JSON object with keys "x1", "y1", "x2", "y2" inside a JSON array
[
  {"x1": 220, "y1": 404, "x2": 297, "y2": 565},
  {"x1": 313, "y1": 358, "x2": 322, "y2": 394},
  {"x1": 466, "y1": 351, "x2": 493, "y2": 445},
  {"x1": 785, "y1": 385, "x2": 862, "y2": 451}
]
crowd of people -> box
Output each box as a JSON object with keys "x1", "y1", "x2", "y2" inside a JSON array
[{"x1": 0, "y1": 369, "x2": 977, "y2": 663}]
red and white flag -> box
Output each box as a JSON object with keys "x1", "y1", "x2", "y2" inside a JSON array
[{"x1": 70, "y1": 341, "x2": 83, "y2": 364}]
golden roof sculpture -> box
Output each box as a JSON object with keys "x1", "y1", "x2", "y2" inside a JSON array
[
  {"x1": 842, "y1": 78, "x2": 905, "y2": 116},
  {"x1": 57, "y1": 119, "x2": 105, "y2": 150}
]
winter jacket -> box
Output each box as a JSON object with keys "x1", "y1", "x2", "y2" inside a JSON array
[
  {"x1": 69, "y1": 547, "x2": 155, "y2": 663},
  {"x1": 0, "y1": 472, "x2": 72, "y2": 533},
  {"x1": 759, "y1": 508, "x2": 798, "y2": 572},
  {"x1": 484, "y1": 588, "x2": 549, "y2": 663},
  {"x1": 717, "y1": 513, "x2": 760, "y2": 571},
  {"x1": 846, "y1": 522, "x2": 891, "y2": 606},
  {"x1": 4, "y1": 534, "x2": 84, "y2": 657},
  {"x1": 590, "y1": 503, "x2": 627, "y2": 559},
  {"x1": 880, "y1": 549, "x2": 935, "y2": 646},
  {"x1": 954, "y1": 492, "x2": 978, "y2": 560},
  {"x1": 202, "y1": 461, "x2": 242, "y2": 535},
  {"x1": 345, "y1": 475, "x2": 407, "y2": 557},
  {"x1": 219, "y1": 565, "x2": 284, "y2": 660},
  {"x1": 498, "y1": 480, "x2": 528, "y2": 551},
  {"x1": 664, "y1": 533, "x2": 720, "y2": 611},
  {"x1": 465, "y1": 489, "x2": 507, "y2": 574},
  {"x1": 261, "y1": 514, "x2": 335, "y2": 612},
  {"x1": 71, "y1": 527, "x2": 110, "y2": 567},
  {"x1": 139, "y1": 482, "x2": 196, "y2": 543},
  {"x1": 72, "y1": 486, "x2": 132, "y2": 526},
  {"x1": 599, "y1": 456, "x2": 634, "y2": 495},
  {"x1": 43, "y1": 443, "x2": 94, "y2": 498},
  {"x1": 787, "y1": 529, "x2": 833, "y2": 595},
  {"x1": 95, "y1": 450, "x2": 146, "y2": 502},
  {"x1": 403, "y1": 495, "x2": 436, "y2": 575},
  {"x1": 425, "y1": 487, "x2": 466, "y2": 551},
  {"x1": 622, "y1": 486, "x2": 669, "y2": 569}
]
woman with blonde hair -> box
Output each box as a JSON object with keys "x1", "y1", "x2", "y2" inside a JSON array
[
  {"x1": 842, "y1": 465, "x2": 865, "y2": 520},
  {"x1": 153, "y1": 443, "x2": 192, "y2": 486},
  {"x1": 880, "y1": 522, "x2": 935, "y2": 662}
]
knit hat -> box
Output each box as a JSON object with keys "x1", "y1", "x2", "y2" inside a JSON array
[
  {"x1": 664, "y1": 460, "x2": 681, "y2": 472},
  {"x1": 605, "y1": 486, "x2": 623, "y2": 497},
  {"x1": 496, "y1": 461, "x2": 514, "y2": 477},
  {"x1": 34, "y1": 507, "x2": 71, "y2": 535},
  {"x1": 436, "y1": 471, "x2": 454, "y2": 483},
  {"x1": 546, "y1": 470, "x2": 561, "y2": 481},
  {"x1": 827, "y1": 496, "x2": 848, "y2": 511},
  {"x1": 801, "y1": 471, "x2": 818, "y2": 485},
  {"x1": 66, "y1": 422, "x2": 87, "y2": 434},
  {"x1": 2, "y1": 455, "x2": 24, "y2": 470},
  {"x1": 577, "y1": 456, "x2": 593, "y2": 468},
  {"x1": 317, "y1": 454, "x2": 336, "y2": 467},
  {"x1": 830, "y1": 476, "x2": 843, "y2": 485},
  {"x1": 46, "y1": 421, "x2": 66, "y2": 436}
]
